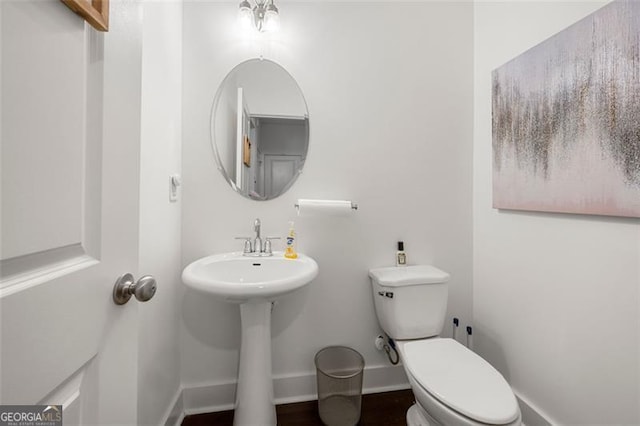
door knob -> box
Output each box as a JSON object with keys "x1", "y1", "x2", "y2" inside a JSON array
[{"x1": 113, "y1": 273, "x2": 157, "y2": 305}]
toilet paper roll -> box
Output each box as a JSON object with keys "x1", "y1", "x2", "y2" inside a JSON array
[{"x1": 295, "y1": 199, "x2": 356, "y2": 217}]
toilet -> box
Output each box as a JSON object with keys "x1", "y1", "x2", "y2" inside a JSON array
[{"x1": 369, "y1": 265, "x2": 521, "y2": 426}]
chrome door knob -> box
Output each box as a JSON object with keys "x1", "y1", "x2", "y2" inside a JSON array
[{"x1": 113, "y1": 273, "x2": 157, "y2": 305}]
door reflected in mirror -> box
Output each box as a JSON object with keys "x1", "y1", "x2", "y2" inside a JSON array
[{"x1": 211, "y1": 59, "x2": 309, "y2": 200}]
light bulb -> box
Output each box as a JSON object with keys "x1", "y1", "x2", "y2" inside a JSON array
[
  {"x1": 263, "y1": 4, "x2": 279, "y2": 32},
  {"x1": 238, "y1": 1, "x2": 253, "y2": 29}
]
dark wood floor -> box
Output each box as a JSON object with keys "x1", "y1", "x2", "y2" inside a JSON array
[{"x1": 182, "y1": 389, "x2": 415, "y2": 426}]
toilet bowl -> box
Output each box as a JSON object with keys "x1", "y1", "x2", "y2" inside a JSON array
[
  {"x1": 368, "y1": 265, "x2": 521, "y2": 426},
  {"x1": 396, "y1": 339, "x2": 521, "y2": 426}
]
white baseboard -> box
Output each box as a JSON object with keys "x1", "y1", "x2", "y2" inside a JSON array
[
  {"x1": 180, "y1": 363, "x2": 409, "y2": 416},
  {"x1": 162, "y1": 387, "x2": 184, "y2": 426},
  {"x1": 514, "y1": 390, "x2": 555, "y2": 426},
  {"x1": 169, "y1": 368, "x2": 554, "y2": 426}
]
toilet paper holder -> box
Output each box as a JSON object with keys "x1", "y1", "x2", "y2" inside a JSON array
[{"x1": 293, "y1": 200, "x2": 359, "y2": 210}]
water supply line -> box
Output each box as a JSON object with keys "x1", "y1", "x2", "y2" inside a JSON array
[{"x1": 383, "y1": 337, "x2": 399, "y2": 365}]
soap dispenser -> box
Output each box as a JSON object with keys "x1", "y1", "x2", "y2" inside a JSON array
[
  {"x1": 284, "y1": 221, "x2": 298, "y2": 259},
  {"x1": 396, "y1": 241, "x2": 407, "y2": 266}
]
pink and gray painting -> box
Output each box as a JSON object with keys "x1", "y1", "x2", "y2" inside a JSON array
[{"x1": 492, "y1": 0, "x2": 640, "y2": 218}]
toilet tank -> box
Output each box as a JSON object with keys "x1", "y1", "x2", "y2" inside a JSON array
[{"x1": 369, "y1": 265, "x2": 450, "y2": 340}]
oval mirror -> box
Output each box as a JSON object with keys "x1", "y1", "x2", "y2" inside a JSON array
[{"x1": 211, "y1": 59, "x2": 309, "y2": 200}]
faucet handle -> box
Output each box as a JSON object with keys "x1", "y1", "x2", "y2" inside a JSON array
[
  {"x1": 235, "y1": 237, "x2": 253, "y2": 254},
  {"x1": 263, "y1": 237, "x2": 281, "y2": 256}
]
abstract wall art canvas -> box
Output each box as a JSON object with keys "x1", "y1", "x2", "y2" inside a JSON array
[{"x1": 492, "y1": 0, "x2": 640, "y2": 218}]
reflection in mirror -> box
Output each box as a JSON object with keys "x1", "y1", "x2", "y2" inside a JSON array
[{"x1": 211, "y1": 59, "x2": 309, "y2": 200}]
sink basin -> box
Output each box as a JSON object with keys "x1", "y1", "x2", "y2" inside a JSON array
[{"x1": 182, "y1": 251, "x2": 318, "y2": 301}]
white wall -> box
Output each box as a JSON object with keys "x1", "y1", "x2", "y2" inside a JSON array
[
  {"x1": 138, "y1": 2, "x2": 182, "y2": 425},
  {"x1": 182, "y1": 1, "x2": 473, "y2": 409},
  {"x1": 258, "y1": 119, "x2": 307, "y2": 155},
  {"x1": 473, "y1": 1, "x2": 640, "y2": 424}
]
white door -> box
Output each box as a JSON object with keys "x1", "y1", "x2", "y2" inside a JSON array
[
  {"x1": 263, "y1": 155, "x2": 301, "y2": 198},
  {"x1": 1, "y1": 1, "x2": 144, "y2": 424}
]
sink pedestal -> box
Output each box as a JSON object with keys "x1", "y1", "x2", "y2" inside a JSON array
[{"x1": 235, "y1": 301, "x2": 276, "y2": 426}]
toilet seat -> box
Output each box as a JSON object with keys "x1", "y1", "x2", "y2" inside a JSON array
[{"x1": 399, "y1": 338, "x2": 520, "y2": 425}]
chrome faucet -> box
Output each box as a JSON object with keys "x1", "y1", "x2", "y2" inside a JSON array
[
  {"x1": 235, "y1": 218, "x2": 280, "y2": 256},
  {"x1": 253, "y1": 218, "x2": 262, "y2": 255}
]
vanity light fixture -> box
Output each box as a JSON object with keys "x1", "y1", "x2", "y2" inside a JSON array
[{"x1": 238, "y1": 0, "x2": 280, "y2": 32}]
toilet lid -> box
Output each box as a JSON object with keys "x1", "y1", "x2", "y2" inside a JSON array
[
  {"x1": 368, "y1": 265, "x2": 450, "y2": 287},
  {"x1": 403, "y1": 339, "x2": 519, "y2": 425}
]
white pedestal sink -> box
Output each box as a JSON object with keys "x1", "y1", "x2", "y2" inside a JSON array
[{"x1": 182, "y1": 251, "x2": 319, "y2": 426}]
